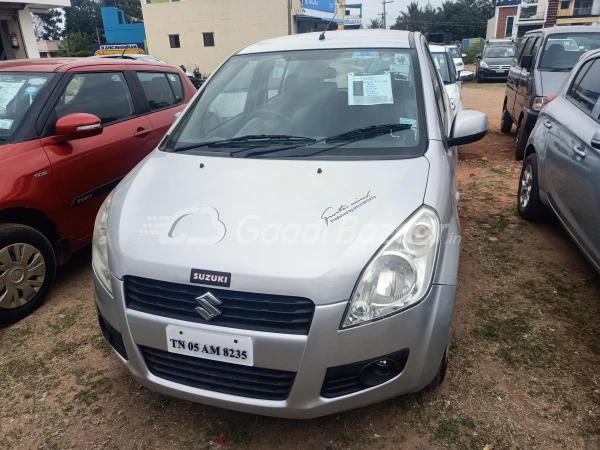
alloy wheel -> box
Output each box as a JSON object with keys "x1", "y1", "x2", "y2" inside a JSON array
[
  {"x1": 520, "y1": 165, "x2": 533, "y2": 209},
  {"x1": 0, "y1": 243, "x2": 46, "y2": 309}
]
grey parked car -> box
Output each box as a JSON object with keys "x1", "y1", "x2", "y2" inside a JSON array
[
  {"x1": 518, "y1": 48, "x2": 600, "y2": 273},
  {"x1": 502, "y1": 26, "x2": 600, "y2": 160},
  {"x1": 476, "y1": 40, "x2": 515, "y2": 83},
  {"x1": 92, "y1": 30, "x2": 488, "y2": 418}
]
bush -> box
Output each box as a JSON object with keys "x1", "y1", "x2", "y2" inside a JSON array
[
  {"x1": 57, "y1": 32, "x2": 93, "y2": 57},
  {"x1": 463, "y1": 38, "x2": 485, "y2": 65}
]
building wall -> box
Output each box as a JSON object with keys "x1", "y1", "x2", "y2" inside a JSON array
[
  {"x1": 556, "y1": 0, "x2": 600, "y2": 23},
  {"x1": 101, "y1": 6, "x2": 146, "y2": 44},
  {"x1": 141, "y1": 0, "x2": 289, "y2": 74},
  {"x1": 496, "y1": 6, "x2": 518, "y2": 38}
]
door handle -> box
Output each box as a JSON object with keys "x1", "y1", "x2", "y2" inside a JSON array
[
  {"x1": 134, "y1": 128, "x2": 152, "y2": 137},
  {"x1": 543, "y1": 119, "x2": 552, "y2": 128},
  {"x1": 572, "y1": 144, "x2": 586, "y2": 158}
]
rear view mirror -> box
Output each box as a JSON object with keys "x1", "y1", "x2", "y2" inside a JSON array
[
  {"x1": 174, "y1": 111, "x2": 182, "y2": 123},
  {"x1": 50, "y1": 113, "x2": 103, "y2": 144},
  {"x1": 448, "y1": 110, "x2": 488, "y2": 147},
  {"x1": 459, "y1": 71, "x2": 474, "y2": 82},
  {"x1": 476, "y1": 54, "x2": 482, "y2": 59},
  {"x1": 462, "y1": 53, "x2": 466, "y2": 58},
  {"x1": 521, "y1": 55, "x2": 533, "y2": 70},
  {"x1": 591, "y1": 129, "x2": 600, "y2": 150}
]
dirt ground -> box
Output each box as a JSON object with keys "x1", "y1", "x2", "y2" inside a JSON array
[{"x1": 1, "y1": 82, "x2": 599, "y2": 450}]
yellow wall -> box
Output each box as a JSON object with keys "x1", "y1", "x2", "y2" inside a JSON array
[
  {"x1": 556, "y1": 17, "x2": 600, "y2": 24},
  {"x1": 557, "y1": 0, "x2": 573, "y2": 16},
  {"x1": 141, "y1": 0, "x2": 290, "y2": 75}
]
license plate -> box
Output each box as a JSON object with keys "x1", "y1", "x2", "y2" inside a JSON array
[
  {"x1": 166, "y1": 325, "x2": 254, "y2": 366},
  {"x1": 496, "y1": 70, "x2": 505, "y2": 73}
]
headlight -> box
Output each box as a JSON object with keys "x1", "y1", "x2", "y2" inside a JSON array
[
  {"x1": 480, "y1": 61, "x2": 489, "y2": 69},
  {"x1": 92, "y1": 191, "x2": 115, "y2": 295},
  {"x1": 341, "y1": 206, "x2": 441, "y2": 329},
  {"x1": 532, "y1": 96, "x2": 547, "y2": 111}
]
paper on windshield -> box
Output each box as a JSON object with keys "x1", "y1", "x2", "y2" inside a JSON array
[
  {"x1": 347, "y1": 72, "x2": 393, "y2": 106},
  {"x1": 0, "y1": 81, "x2": 24, "y2": 110},
  {"x1": 0, "y1": 119, "x2": 14, "y2": 129}
]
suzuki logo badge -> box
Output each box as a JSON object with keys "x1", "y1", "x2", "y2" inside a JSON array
[{"x1": 195, "y1": 292, "x2": 222, "y2": 320}]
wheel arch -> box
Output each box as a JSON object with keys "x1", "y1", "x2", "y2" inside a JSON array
[
  {"x1": 524, "y1": 143, "x2": 536, "y2": 160},
  {"x1": 0, "y1": 207, "x2": 69, "y2": 265}
]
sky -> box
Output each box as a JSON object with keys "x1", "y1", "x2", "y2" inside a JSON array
[{"x1": 359, "y1": 0, "x2": 444, "y2": 26}]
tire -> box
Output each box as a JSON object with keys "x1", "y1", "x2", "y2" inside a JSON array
[
  {"x1": 426, "y1": 348, "x2": 449, "y2": 390},
  {"x1": 515, "y1": 120, "x2": 527, "y2": 160},
  {"x1": 500, "y1": 105, "x2": 512, "y2": 133},
  {"x1": 0, "y1": 224, "x2": 56, "y2": 324},
  {"x1": 518, "y1": 153, "x2": 547, "y2": 221}
]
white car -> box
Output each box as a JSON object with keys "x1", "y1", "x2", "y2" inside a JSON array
[
  {"x1": 429, "y1": 45, "x2": 463, "y2": 113},
  {"x1": 445, "y1": 45, "x2": 465, "y2": 74}
]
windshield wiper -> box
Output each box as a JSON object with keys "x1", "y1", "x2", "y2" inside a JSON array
[
  {"x1": 170, "y1": 134, "x2": 316, "y2": 153},
  {"x1": 234, "y1": 124, "x2": 413, "y2": 159}
]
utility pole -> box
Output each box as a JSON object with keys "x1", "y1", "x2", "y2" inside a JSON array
[{"x1": 381, "y1": 0, "x2": 393, "y2": 29}]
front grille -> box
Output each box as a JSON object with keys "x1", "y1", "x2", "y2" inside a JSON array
[
  {"x1": 141, "y1": 346, "x2": 296, "y2": 400},
  {"x1": 321, "y1": 349, "x2": 409, "y2": 398},
  {"x1": 125, "y1": 276, "x2": 315, "y2": 335},
  {"x1": 489, "y1": 65, "x2": 510, "y2": 71},
  {"x1": 97, "y1": 309, "x2": 128, "y2": 359}
]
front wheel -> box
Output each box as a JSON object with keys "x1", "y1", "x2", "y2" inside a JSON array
[
  {"x1": 500, "y1": 105, "x2": 512, "y2": 133},
  {"x1": 518, "y1": 153, "x2": 547, "y2": 221},
  {"x1": 0, "y1": 224, "x2": 56, "y2": 324}
]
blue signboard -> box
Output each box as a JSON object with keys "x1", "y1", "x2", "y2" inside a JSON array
[{"x1": 302, "y1": 0, "x2": 335, "y2": 13}]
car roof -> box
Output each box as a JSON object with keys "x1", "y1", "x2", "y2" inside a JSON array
[
  {"x1": 0, "y1": 57, "x2": 174, "y2": 73},
  {"x1": 429, "y1": 45, "x2": 448, "y2": 53},
  {"x1": 525, "y1": 25, "x2": 600, "y2": 37},
  {"x1": 238, "y1": 30, "x2": 412, "y2": 55}
]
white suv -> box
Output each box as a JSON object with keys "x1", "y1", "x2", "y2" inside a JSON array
[{"x1": 445, "y1": 45, "x2": 465, "y2": 74}]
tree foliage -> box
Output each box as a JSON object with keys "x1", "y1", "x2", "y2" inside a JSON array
[
  {"x1": 57, "y1": 32, "x2": 94, "y2": 57},
  {"x1": 391, "y1": 0, "x2": 494, "y2": 41},
  {"x1": 33, "y1": 9, "x2": 63, "y2": 41},
  {"x1": 367, "y1": 18, "x2": 384, "y2": 29},
  {"x1": 63, "y1": 0, "x2": 105, "y2": 45},
  {"x1": 117, "y1": 0, "x2": 143, "y2": 22}
]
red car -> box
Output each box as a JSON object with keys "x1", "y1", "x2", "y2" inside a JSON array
[{"x1": 0, "y1": 58, "x2": 196, "y2": 323}]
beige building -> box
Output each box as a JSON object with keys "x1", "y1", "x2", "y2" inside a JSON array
[{"x1": 141, "y1": 0, "x2": 350, "y2": 76}]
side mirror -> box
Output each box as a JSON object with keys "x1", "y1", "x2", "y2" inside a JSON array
[
  {"x1": 459, "y1": 71, "x2": 474, "y2": 82},
  {"x1": 521, "y1": 55, "x2": 533, "y2": 70},
  {"x1": 476, "y1": 54, "x2": 482, "y2": 59},
  {"x1": 591, "y1": 129, "x2": 600, "y2": 150},
  {"x1": 462, "y1": 53, "x2": 467, "y2": 58},
  {"x1": 52, "y1": 113, "x2": 103, "y2": 144},
  {"x1": 448, "y1": 110, "x2": 488, "y2": 147},
  {"x1": 174, "y1": 111, "x2": 182, "y2": 123}
]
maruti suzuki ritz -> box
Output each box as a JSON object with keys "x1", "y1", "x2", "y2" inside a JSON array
[{"x1": 93, "y1": 30, "x2": 488, "y2": 419}]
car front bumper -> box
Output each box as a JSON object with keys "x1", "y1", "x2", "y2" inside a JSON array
[
  {"x1": 478, "y1": 67, "x2": 509, "y2": 80},
  {"x1": 94, "y1": 272, "x2": 455, "y2": 419}
]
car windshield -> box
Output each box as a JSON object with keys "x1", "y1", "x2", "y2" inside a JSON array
[
  {"x1": 0, "y1": 72, "x2": 53, "y2": 141},
  {"x1": 431, "y1": 52, "x2": 452, "y2": 83},
  {"x1": 539, "y1": 33, "x2": 600, "y2": 70},
  {"x1": 447, "y1": 47, "x2": 460, "y2": 58},
  {"x1": 484, "y1": 46, "x2": 515, "y2": 58},
  {"x1": 163, "y1": 48, "x2": 425, "y2": 158}
]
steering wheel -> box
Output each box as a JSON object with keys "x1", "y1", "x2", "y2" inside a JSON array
[
  {"x1": 245, "y1": 108, "x2": 296, "y2": 129},
  {"x1": 549, "y1": 59, "x2": 572, "y2": 69}
]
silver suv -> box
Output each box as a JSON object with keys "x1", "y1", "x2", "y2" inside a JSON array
[{"x1": 92, "y1": 30, "x2": 487, "y2": 418}]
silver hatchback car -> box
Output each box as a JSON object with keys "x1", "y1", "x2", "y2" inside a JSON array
[
  {"x1": 518, "y1": 48, "x2": 600, "y2": 273},
  {"x1": 92, "y1": 30, "x2": 488, "y2": 418}
]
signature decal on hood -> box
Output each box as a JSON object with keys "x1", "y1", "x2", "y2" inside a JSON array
[
  {"x1": 140, "y1": 207, "x2": 226, "y2": 245},
  {"x1": 321, "y1": 190, "x2": 377, "y2": 226},
  {"x1": 190, "y1": 269, "x2": 231, "y2": 287}
]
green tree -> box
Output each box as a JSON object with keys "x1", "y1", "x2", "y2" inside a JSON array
[
  {"x1": 63, "y1": 0, "x2": 105, "y2": 44},
  {"x1": 57, "y1": 32, "x2": 94, "y2": 57},
  {"x1": 33, "y1": 9, "x2": 63, "y2": 40},
  {"x1": 117, "y1": 0, "x2": 143, "y2": 22},
  {"x1": 367, "y1": 18, "x2": 383, "y2": 29}
]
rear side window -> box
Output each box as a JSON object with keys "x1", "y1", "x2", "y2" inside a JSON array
[
  {"x1": 55, "y1": 72, "x2": 134, "y2": 125},
  {"x1": 567, "y1": 58, "x2": 600, "y2": 118},
  {"x1": 137, "y1": 72, "x2": 180, "y2": 111}
]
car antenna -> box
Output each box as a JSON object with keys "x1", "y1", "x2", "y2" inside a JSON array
[
  {"x1": 120, "y1": 46, "x2": 127, "y2": 58},
  {"x1": 319, "y1": 11, "x2": 337, "y2": 41}
]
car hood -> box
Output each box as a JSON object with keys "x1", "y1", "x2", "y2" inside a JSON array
[
  {"x1": 483, "y1": 57, "x2": 513, "y2": 66},
  {"x1": 538, "y1": 70, "x2": 570, "y2": 97},
  {"x1": 108, "y1": 151, "x2": 430, "y2": 305}
]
